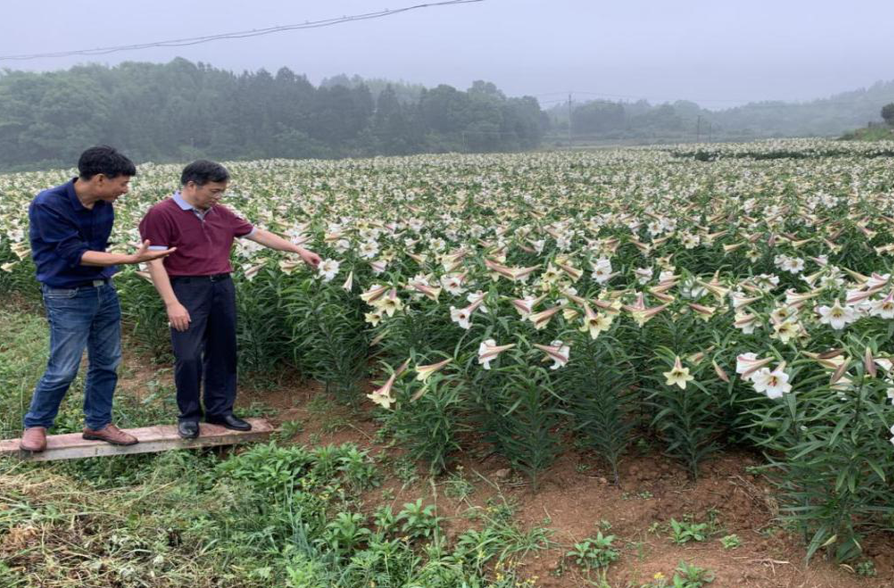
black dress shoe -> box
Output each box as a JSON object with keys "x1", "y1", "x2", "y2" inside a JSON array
[
  {"x1": 178, "y1": 420, "x2": 200, "y2": 439},
  {"x1": 205, "y1": 414, "x2": 252, "y2": 431}
]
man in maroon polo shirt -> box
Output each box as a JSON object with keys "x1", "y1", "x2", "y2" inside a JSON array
[{"x1": 139, "y1": 160, "x2": 321, "y2": 439}]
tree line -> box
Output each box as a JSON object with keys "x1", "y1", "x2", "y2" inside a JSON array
[
  {"x1": 0, "y1": 59, "x2": 546, "y2": 171},
  {"x1": 549, "y1": 81, "x2": 894, "y2": 143},
  {"x1": 1, "y1": 57, "x2": 893, "y2": 171}
]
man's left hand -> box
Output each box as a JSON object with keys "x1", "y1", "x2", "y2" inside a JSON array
[{"x1": 298, "y1": 247, "x2": 322, "y2": 268}]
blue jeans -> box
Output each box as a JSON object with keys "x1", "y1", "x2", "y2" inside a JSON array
[{"x1": 23, "y1": 283, "x2": 122, "y2": 431}]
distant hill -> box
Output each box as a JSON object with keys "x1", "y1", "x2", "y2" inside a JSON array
[
  {"x1": 714, "y1": 80, "x2": 894, "y2": 137},
  {"x1": 545, "y1": 80, "x2": 894, "y2": 144}
]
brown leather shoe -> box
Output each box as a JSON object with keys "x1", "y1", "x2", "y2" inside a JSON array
[
  {"x1": 21, "y1": 427, "x2": 47, "y2": 453},
  {"x1": 82, "y1": 424, "x2": 139, "y2": 446}
]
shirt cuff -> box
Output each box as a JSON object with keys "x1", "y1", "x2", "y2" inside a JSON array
[{"x1": 238, "y1": 227, "x2": 258, "y2": 239}]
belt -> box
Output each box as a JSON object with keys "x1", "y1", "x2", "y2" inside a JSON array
[
  {"x1": 70, "y1": 278, "x2": 110, "y2": 289},
  {"x1": 170, "y1": 273, "x2": 231, "y2": 283}
]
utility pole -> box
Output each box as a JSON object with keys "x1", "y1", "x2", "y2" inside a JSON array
[
  {"x1": 567, "y1": 92, "x2": 573, "y2": 147},
  {"x1": 696, "y1": 115, "x2": 702, "y2": 143}
]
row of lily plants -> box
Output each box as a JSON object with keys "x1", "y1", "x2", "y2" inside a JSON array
[{"x1": 2, "y1": 139, "x2": 894, "y2": 561}]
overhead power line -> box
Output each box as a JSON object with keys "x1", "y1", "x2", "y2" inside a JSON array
[{"x1": 0, "y1": 0, "x2": 483, "y2": 61}]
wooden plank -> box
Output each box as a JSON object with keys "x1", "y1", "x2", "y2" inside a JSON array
[{"x1": 0, "y1": 418, "x2": 275, "y2": 462}]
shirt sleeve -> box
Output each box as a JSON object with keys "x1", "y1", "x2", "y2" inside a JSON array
[
  {"x1": 221, "y1": 206, "x2": 255, "y2": 238},
  {"x1": 139, "y1": 206, "x2": 174, "y2": 250},
  {"x1": 30, "y1": 201, "x2": 90, "y2": 268}
]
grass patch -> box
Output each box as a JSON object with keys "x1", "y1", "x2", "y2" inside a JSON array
[
  {"x1": 0, "y1": 311, "x2": 51, "y2": 438},
  {"x1": 0, "y1": 309, "x2": 534, "y2": 588}
]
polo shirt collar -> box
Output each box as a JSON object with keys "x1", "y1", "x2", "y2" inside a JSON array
[
  {"x1": 173, "y1": 190, "x2": 194, "y2": 211},
  {"x1": 173, "y1": 190, "x2": 212, "y2": 219}
]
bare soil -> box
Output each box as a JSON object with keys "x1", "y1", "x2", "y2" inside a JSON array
[{"x1": 248, "y1": 369, "x2": 894, "y2": 588}]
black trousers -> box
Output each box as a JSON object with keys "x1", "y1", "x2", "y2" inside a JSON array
[{"x1": 170, "y1": 275, "x2": 238, "y2": 422}]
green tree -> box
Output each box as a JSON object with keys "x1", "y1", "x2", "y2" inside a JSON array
[{"x1": 882, "y1": 103, "x2": 894, "y2": 126}]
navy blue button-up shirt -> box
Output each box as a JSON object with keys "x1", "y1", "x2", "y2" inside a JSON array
[{"x1": 29, "y1": 179, "x2": 117, "y2": 288}]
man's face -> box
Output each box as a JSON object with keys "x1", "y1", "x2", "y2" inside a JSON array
[
  {"x1": 187, "y1": 180, "x2": 228, "y2": 210},
  {"x1": 95, "y1": 174, "x2": 131, "y2": 203}
]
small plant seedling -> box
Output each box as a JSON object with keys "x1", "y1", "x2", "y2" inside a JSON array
[
  {"x1": 855, "y1": 559, "x2": 877, "y2": 577},
  {"x1": 719, "y1": 534, "x2": 741, "y2": 550},
  {"x1": 444, "y1": 470, "x2": 475, "y2": 500},
  {"x1": 276, "y1": 418, "x2": 304, "y2": 441},
  {"x1": 673, "y1": 561, "x2": 714, "y2": 587},
  {"x1": 565, "y1": 532, "x2": 620, "y2": 570},
  {"x1": 397, "y1": 499, "x2": 442, "y2": 540},
  {"x1": 392, "y1": 456, "x2": 420, "y2": 488},
  {"x1": 669, "y1": 519, "x2": 708, "y2": 544}
]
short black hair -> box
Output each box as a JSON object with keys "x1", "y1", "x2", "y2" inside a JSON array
[
  {"x1": 180, "y1": 160, "x2": 230, "y2": 186},
  {"x1": 78, "y1": 146, "x2": 137, "y2": 180}
]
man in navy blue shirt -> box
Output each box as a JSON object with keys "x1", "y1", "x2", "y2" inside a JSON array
[{"x1": 21, "y1": 146, "x2": 174, "y2": 453}]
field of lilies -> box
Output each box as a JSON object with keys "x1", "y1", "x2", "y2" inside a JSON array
[{"x1": 3, "y1": 138, "x2": 894, "y2": 563}]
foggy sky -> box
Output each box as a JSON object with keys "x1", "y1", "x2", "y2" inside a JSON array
[{"x1": 1, "y1": 0, "x2": 891, "y2": 109}]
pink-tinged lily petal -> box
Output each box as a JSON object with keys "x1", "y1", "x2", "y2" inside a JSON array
[
  {"x1": 279, "y1": 259, "x2": 302, "y2": 275},
  {"x1": 484, "y1": 259, "x2": 514, "y2": 280},
  {"x1": 846, "y1": 285, "x2": 885, "y2": 304},
  {"x1": 561, "y1": 288, "x2": 587, "y2": 307},
  {"x1": 511, "y1": 297, "x2": 536, "y2": 317},
  {"x1": 367, "y1": 361, "x2": 409, "y2": 410},
  {"x1": 528, "y1": 306, "x2": 562, "y2": 330},
  {"x1": 697, "y1": 279, "x2": 729, "y2": 301},
  {"x1": 649, "y1": 282, "x2": 676, "y2": 294},
  {"x1": 409, "y1": 282, "x2": 442, "y2": 302},
  {"x1": 623, "y1": 297, "x2": 670, "y2": 326},
  {"x1": 592, "y1": 297, "x2": 622, "y2": 315},
  {"x1": 734, "y1": 313, "x2": 758, "y2": 329},
  {"x1": 784, "y1": 289, "x2": 820, "y2": 305},
  {"x1": 841, "y1": 267, "x2": 870, "y2": 284},
  {"x1": 623, "y1": 293, "x2": 647, "y2": 313},
  {"x1": 477, "y1": 339, "x2": 515, "y2": 369},
  {"x1": 556, "y1": 262, "x2": 582, "y2": 282},
  {"x1": 415, "y1": 358, "x2": 452, "y2": 382},
  {"x1": 533, "y1": 340, "x2": 570, "y2": 369},
  {"x1": 713, "y1": 360, "x2": 730, "y2": 383},
  {"x1": 687, "y1": 347, "x2": 714, "y2": 365},
  {"x1": 508, "y1": 265, "x2": 540, "y2": 282},
  {"x1": 630, "y1": 238, "x2": 652, "y2": 254},
  {"x1": 360, "y1": 284, "x2": 388, "y2": 304},
  {"x1": 394, "y1": 359, "x2": 411, "y2": 377},
  {"x1": 735, "y1": 353, "x2": 774, "y2": 380},
  {"x1": 688, "y1": 303, "x2": 717, "y2": 318},
  {"x1": 830, "y1": 359, "x2": 850, "y2": 385},
  {"x1": 864, "y1": 348, "x2": 877, "y2": 378},
  {"x1": 731, "y1": 293, "x2": 762, "y2": 309}
]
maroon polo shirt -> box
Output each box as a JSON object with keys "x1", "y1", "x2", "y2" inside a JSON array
[{"x1": 139, "y1": 194, "x2": 254, "y2": 277}]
